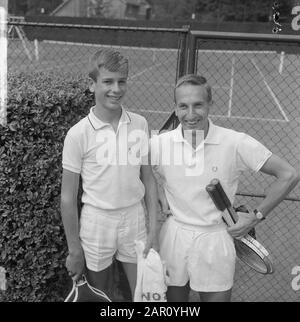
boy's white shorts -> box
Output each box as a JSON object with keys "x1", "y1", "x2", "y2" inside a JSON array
[
  {"x1": 79, "y1": 202, "x2": 147, "y2": 272},
  {"x1": 159, "y1": 217, "x2": 236, "y2": 292}
]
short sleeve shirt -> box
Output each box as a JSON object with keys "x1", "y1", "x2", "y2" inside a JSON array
[
  {"x1": 151, "y1": 120, "x2": 272, "y2": 227},
  {"x1": 62, "y1": 107, "x2": 149, "y2": 210}
]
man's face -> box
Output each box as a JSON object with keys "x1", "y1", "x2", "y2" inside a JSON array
[
  {"x1": 175, "y1": 84, "x2": 211, "y2": 132},
  {"x1": 91, "y1": 67, "x2": 127, "y2": 111}
]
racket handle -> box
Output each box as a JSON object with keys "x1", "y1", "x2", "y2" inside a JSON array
[
  {"x1": 210, "y1": 178, "x2": 232, "y2": 208},
  {"x1": 224, "y1": 206, "x2": 239, "y2": 225},
  {"x1": 206, "y1": 183, "x2": 227, "y2": 211},
  {"x1": 210, "y1": 179, "x2": 239, "y2": 224}
]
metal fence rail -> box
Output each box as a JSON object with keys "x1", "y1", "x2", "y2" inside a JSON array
[
  {"x1": 7, "y1": 22, "x2": 300, "y2": 301},
  {"x1": 186, "y1": 31, "x2": 300, "y2": 201},
  {"x1": 8, "y1": 21, "x2": 188, "y2": 132},
  {"x1": 171, "y1": 31, "x2": 300, "y2": 302}
]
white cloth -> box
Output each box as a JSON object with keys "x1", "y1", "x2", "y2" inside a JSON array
[
  {"x1": 62, "y1": 106, "x2": 149, "y2": 210},
  {"x1": 159, "y1": 217, "x2": 236, "y2": 292},
  {"x1": 150, "y1": 119, "x2": 272, "y2": 227},
  {"x1": 134, "y1": 240, "x2": 168, "y2": 302},
  {"x1": 80, "y1": 202, "x2": 146, "y2": 271}
]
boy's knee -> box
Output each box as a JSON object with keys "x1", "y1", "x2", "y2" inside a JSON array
[{"x1": 86, "y1": 266, "x2": 111, "y2": 291}]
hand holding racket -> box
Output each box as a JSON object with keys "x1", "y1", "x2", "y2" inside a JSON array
[
  {"x1": 206, "y1": 179, "x2": 274, "y2": 274},
  {"x1": 206, "y1": 179, "x2": 258, "y2": 239},
  {"x1": 227, "y1": 209, "x2": 258, "y2": 239},
  {"x1": 64, "y1": 274, "x2": 112, "y2": 302},
  {"x1": 66, "y1": 249, "x2": 85, "y2": 282}
]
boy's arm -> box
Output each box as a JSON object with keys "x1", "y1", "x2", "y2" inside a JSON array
[
  {"x1": 61, "y1": 168, "x2": 85, "y2": 281},
  {"x1": 228, "y1": 154, "x2": 300, "y2": 238},
  {"x1": 140, "y1": 164, "x2": 159, "y2": 257},
  {"x1": 152, "y1": 169, "x2": 172, "y2": 217}
]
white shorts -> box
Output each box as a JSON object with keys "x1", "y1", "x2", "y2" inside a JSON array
[
  {"x1": 79, "y1": 202, "x2": 147, "y2": 272},
  {"x1": 159, "y1": 217, "x2": 236, "y2": 292}
]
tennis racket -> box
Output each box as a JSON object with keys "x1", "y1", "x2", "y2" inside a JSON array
[
  {"x1": 64, "y1": 275, "x2": 112, "y2": 302},
  {"x1": 206, "y1": 179, "x2": 274, "y2": 275}
]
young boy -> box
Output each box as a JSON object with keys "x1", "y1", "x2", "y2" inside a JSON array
[
  {"x1": 151, "y1": 74, "x2": 299, "y2": 302},
  {"x1": 61, "y1": 49, "x2": 158, "y2": 300}
]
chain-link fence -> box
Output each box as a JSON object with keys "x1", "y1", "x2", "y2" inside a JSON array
[
  {"x1": 175, "y1": 31, "x2": 300, "y2": 302},
  {"x1": 7, "y1": 21, "x2": 300, "y2": 301},
  {"x1": 8, "y1": 20, "x2": 188, "y2": 132}
]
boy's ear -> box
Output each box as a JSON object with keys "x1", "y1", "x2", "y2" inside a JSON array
[
  {"x1": 89, "y1": 79, "x2": 95, "y2": 93},
  {"x1": 174, "y1": 103, "x2": 178, "y2": 116}
]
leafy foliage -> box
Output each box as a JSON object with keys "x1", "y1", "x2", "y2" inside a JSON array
[
  {"x1": 149, "y1": 0, "x2": 293, "y2": 22},
  {"x1": 0, "y1": 71, "x2": 94, "y2": 301}
]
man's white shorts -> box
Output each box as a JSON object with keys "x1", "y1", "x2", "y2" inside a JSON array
[
  {"x1": 79, "y1": 202, "x2": 147, "y2": 272},
  {"x1": 159, "y1": 217, "x2": 236, "y2": 292}
]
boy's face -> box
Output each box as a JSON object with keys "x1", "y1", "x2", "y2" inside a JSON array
[
  {"x1": 175, "y1": 84, "x2": 211, "y2": 132},
  {"x1": 91, "y1": 67, "x2": 127, "y2": 111}
]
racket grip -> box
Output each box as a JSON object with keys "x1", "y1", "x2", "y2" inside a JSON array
[
  {"x1": 224, "y1": 206, "x2": 239, "y2": 225},
  {"x1": 206, "y1": 183, "x2": 227, "y2": 211},
  {"x1": 210, "y1": 178, "x2": 232, "y2": 208},
  {"x1": 210, "y1": 178, "x2": 239, "y2": 224}
]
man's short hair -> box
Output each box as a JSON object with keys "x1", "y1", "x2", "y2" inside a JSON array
[
  {"x1": 88, "y1": 48, "x2": 129, "y2": 81},
  {"x1": 174, "y1": 74, "x2": 212, "y2": 103}
]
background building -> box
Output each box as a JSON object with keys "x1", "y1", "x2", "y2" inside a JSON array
[{"x1": 50, "y1": 0, "x2": 151, "y2": 20}]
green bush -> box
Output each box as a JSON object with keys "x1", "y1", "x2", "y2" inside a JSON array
[{"x1": 0, "y1": 71, "x2": 94, "y2": 301}]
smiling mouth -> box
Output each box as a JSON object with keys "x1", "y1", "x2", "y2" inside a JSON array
[
  {"x1": 186, "y1": 120, "x2": 200, "y2": 125},
  {"x1": 108, "y1": 96, "x2": 122, "y2": 102}
]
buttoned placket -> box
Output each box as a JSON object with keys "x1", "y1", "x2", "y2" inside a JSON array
[{"x1": 182, "y1": 138, "x2": 205, "y2": 168}]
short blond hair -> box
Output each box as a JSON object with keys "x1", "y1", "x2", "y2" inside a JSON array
[
  {"x1": 174, "y1": 74, "x2": 212, "y2": 103},
  {"x1": 88, "y1": 48, "x2": 129, "y2": 81}
]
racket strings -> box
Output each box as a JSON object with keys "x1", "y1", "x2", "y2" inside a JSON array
[{"x1": 235, "y1": 240, "x2": 269, "y2": 274}]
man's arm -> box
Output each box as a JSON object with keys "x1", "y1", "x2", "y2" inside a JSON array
[
  {"x1": 140, "y1": 164, "x2": 159, "y2": 257},
  {"x1": 254, "y1": 154, "x2": 300, "y2": 216},
  {"x1": 228, "y1": 154, "x2": 300, "y2": 238},
  {"x1": 61, "y1": 168, "x2": 85, "y2": 280}
]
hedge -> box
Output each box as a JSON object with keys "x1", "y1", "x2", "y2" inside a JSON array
[{"x1": 0, "y1": 71, "x2": 95, "y2": 301}]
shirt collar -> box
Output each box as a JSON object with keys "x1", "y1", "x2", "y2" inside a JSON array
[
  {"x1": 204, "y1": 119, "x2": 220, "y2": 144},
  {"x1": 88, "y1": 106, "x2": 131, "y2": 130},
  {"x1": 173, "y1": 119, "x2": 220, "y2": 145}
]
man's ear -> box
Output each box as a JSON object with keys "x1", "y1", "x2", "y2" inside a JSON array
[{"x1": 207, "y1": 100, "x2": 213, "y2": 111}]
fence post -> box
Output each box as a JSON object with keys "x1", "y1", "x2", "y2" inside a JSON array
[
  {"x1": 187, "y1": 33, "x2": 197, "y2": 74},
  {"x1": 160, "y1": 27, "x2": 191, "y2": 132},
  {"x1": 176, "y1": 25, "x2": 190, "y2": 79}
]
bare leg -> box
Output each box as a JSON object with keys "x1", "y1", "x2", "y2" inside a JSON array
[
  {"x1": 85, "y1": 265, "x2": 111, "y2": 295},
  {"x1": 121, "y1": 262, "x2": 137, "y2": 301},
  {"x1": 198, "y1": 288, "x2": 232, "y2": 302},
  {"x1": 167, "y1": 283, "x2": 190, "y2": 302}
]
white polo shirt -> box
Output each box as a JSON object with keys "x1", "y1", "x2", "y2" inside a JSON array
[
  {"x1": 62, "y1": 106, "x2": 149, "y2": 210},
  {"x1": 151, "y1": 119, "x2": 272, "y2": 227}
]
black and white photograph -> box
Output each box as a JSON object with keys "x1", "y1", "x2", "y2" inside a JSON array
[{"x1": 0, "y1": 0, "x2": 300, "y2": 309}]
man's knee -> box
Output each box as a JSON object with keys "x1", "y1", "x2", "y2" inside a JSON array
[
  {"x1": 167, "y1": 283, "x2": 190, "y2": 302},
  {"x1": 198, "y1": 288, "x2": 232, "y2": 302}
]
